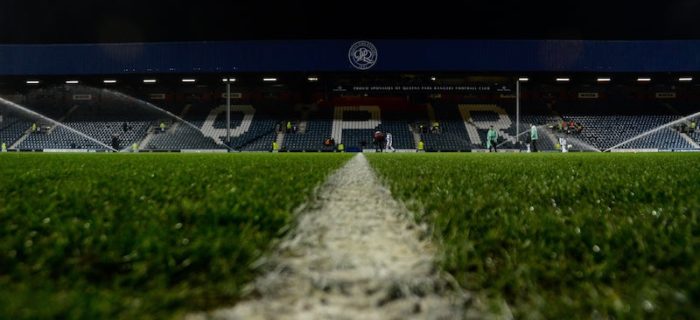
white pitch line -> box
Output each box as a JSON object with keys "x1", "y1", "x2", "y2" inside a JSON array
[{"x1": 189, "y1": 153, "x2": 475, "y2": 320}]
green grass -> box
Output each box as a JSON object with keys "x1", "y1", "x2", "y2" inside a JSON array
[
  {"x1": 0, "y1": 153, "x2": 351, "y2": 320},
  {"x1": 368, "y1": 153, "x2": 700, "y2": 319}
]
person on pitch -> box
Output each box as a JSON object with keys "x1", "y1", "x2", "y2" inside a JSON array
[
  {"x1": 486, "y1": 126, "x2": 498, "y2": 152},
  {"x1": 530, "y1": 124, "x2": 539, "y2": 152},
  {"x1": 385, "y1": 132, "x2": 395, "y2": 152},
  {"x1": 559, "y1": 136, "x2": 568, "y2": 153},
  {"x1": 373, "y1": 130, "x2": 385, "y2": 152}
]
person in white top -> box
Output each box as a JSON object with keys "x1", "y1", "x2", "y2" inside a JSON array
[
  {"x1": 385, "y1": 132, "x2": 395, "y2": 152},
  {"x1": 559, "y1": 136, "x2": 568, "y2": 153}
]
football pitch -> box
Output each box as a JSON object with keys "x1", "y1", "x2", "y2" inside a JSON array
[
  {"x1": 369, "y1": 153, "x2": 700, "y2": 319},
  {"x1": 1, "y1": 152, "x2": 699, "y2": 319},
  {"x1": 0, "y1": 153, "x2": 351, "y2": 319}
]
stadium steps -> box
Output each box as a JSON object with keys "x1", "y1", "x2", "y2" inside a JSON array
[
  {"x1": 165, "y1": 104, "x2": 190, "y2": 134},
  {"x1": 237, "y1": 128, "x2": 277, "y2": 151},
  {"x1": 276, "y1": 131, "x2": 285, "y2": 146},
  {"x1": 410, "y1": 124, "x2": 421, "y2": 148},
  {"x1": 9, "y1": 127, "x2": 32, "y2": 149},
  {"x1": 690, "y1": 131, "x2": 700, "y2": 146},
  {"x1": 543, "y1": 127, "x2": 560, "y2": 149},
  {"x1": 680, "y1": 132, "x2": 700, "y2": 148},
  {"x1": 298, "y1": 120, "x2": 308, "y2": 134},
  {"x1": 136, "y1": 125, "x2": 158, "y2": 150},
  {"x1": 298, "y1": 107, "x2": 310, "y2": 133}
]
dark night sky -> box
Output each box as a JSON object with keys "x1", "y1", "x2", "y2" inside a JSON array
[{"x1": 1, "y1": 0, "x2": 700, "y2": 43}]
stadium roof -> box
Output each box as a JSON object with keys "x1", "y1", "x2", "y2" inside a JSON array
[
  {"x1": 2, "y1": 1, "x2": 700, "y2": 43},
  {"x1": 1, "y1": 40, "x2": 700, "y2": 75}
]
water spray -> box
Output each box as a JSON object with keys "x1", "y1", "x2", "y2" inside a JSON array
[
  {"x1": 101, "y1": 88, "x2": 234, "y2": 151},
  {"x1": 604, "y1": 112, "x2": 700, "y2": 152},
  {"x1": 495, "y1": 125, "x2": 602, "y2": 152},
  {"x1": 0, "y1": 96, "x2": 117, "y2": 151}
]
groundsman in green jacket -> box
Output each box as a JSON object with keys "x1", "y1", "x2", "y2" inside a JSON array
[{"x1": 487, "y1": 126, "x2": 498, "y2": 150}]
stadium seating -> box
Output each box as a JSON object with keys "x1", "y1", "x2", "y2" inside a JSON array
[
  {"x1": 2, "y1": 90, "x2": 700, "y2": 152},
  {"x1": 15, "y1": 99, "x2": 156, "y2": 150},
  {"x1": 379, "y1": 109, "x2": 417, "y2": 150},
  {"x1": 145, "y1": 104, "x2": 280, "y2": 151},
  {"x1": 283, "y1": 106, "x2": 416, "y2": 152},
  {"x1": 686, "y1": 117, "x2": 700, "y2": 146},
  {"x1": 418, "y1": 104, "x2": 472, "y2": 151},
  {"x1": 145, "y1": 123, "x2": 221, "y2": 150},
  {"x1": 561, "y1": 113, "x2": 694, "y2": 150},
  {"x1": 0, "y1": 116, "x2": 31, "y2": 148},
  {"x1": 423, "y1": 103, "x2": 559, "y2": 151},
  {"x1": 689, "y1": 131, "x2": 700, "y2": 144},
  {"x1": 283, "y1": 108, "x2": 333, "y2": 151},
  {"x1": 20, "y1": 126, "x2": 114, "y2": 150}
]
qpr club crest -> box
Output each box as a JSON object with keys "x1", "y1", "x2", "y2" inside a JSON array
[{"x1": 348, "y1": 41, "x2": 378, "y2": 70}]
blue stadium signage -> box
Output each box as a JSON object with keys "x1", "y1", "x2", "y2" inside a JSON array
[{"x1": 2, "y1": 40, "x2": 700, "y2": 74}]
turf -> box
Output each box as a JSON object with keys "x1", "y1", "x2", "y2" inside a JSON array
[
  {"x1": 0, "y1": 153, "x2": 351, "y2": 320},
  {"x1": 368, "y1": 153, "x2": 700, "y2": 319}
]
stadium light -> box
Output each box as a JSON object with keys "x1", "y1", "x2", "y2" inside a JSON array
[
  {"x1": 637, "y1": 77, "x2": 651, "y2": 82},
  {"x1": 103, "y1": 79, "x2": 117, "y2": 84},
  {"x1": 556, "y1": 78, "x2": 570, "y2": 82},
  {"x1": 182, "y1": 78, "x2": 196, "y2": 83},
  {"x1": 263, "y1": 77, "x2": 277, "y2": 82},
  {"x1": 66, "y1": 80, "x2": 79, "y2": 84},
  {"x1": 26, "y1": 80, "x2": 40, "y2": 85},
  {"x1": 597, "y1": 77, "x2": 611, "y2": 82},
  {"x1": 679, "y1": 77, "x2": 693, "y2": 82},
  {"x1": 307, "y1": 77, "x2": 319, "y2": 82},
  {"x1": 430, "y1": 77, "x2": 437, "y2": 81},
  {"x1": 143, "y1": 79, "x2": 157, "y2": 84},
  {"x1": 518, "y1": 77, "x2": 529, "y2": 82},
  {"x1": 222, "y1": 78, "x2": 236, "y2": 82}
]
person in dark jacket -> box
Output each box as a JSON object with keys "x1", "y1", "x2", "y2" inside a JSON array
[
  {"x1": 111, "y1": 135, "x2": 120, "y2": 151},
  {"x1": 373, "y1": 131, "x2": 385, "y2": 152}
]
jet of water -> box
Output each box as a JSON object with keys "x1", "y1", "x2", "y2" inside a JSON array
[
  {"x1": 604, "y1": 111, "x2": 700, "y2": 152},
  {"x1": 494, "y1": 125, "x2": 601, "y2": 152},
  {"x1": 495, "y1": 129, "x2": 529, "y2": 148},
  {"x1": 100, "y1": 88, "x2": 234, "y2": 151},
  {"x1": 559, "y1": 134, "x2": 602, "y2": 152},
  {"x1": 0, "y1": 96, "x2": 117, "y2": 151}
]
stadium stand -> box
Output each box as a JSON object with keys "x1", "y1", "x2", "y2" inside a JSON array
[
  {"x1": 145, "y1": 103, "x2": 285, "y2": 151},
  {"x1": 146, "y1": 123, "x2": 223, "y2": 150},
  {"x1": 283, "y1": 101, "x2": 418, "y2": 152},
  {"x1": 424, "y1": 102, "x2": 559, "y2": 151},
  {"x1": 0, "y1": 116, "x2": 31, "y2": 147},
  {"x1": 20, "y1": 126, "x2": 114, "y2": 150},
  {"x1": 379, "y1": 109, "x2": 417, "y2": 150},
  {"x1": 16, "y1": 94, "x2": 156, "y2": 150},
  {"x1": 283, "y1": 107, "x2": 333, "y2": 151},
  {"x1": 420, "y1": 104, "x2": 472, "y2": 151},
  {"x1": 146, "y1": 102, "x2": 230, "y2": 150},
  {"x1": 2, "y1": 87, "x2": 700, "y2": 152},
  {"x1": 690, "y1": 130, "x2": 700, "y2": 144},
  {"x1": 228, "y1": 106, "x2": 280, "y2": 151},
  {"x1": 558, "y1": 100, "x2": 695, "y2": 150}
]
